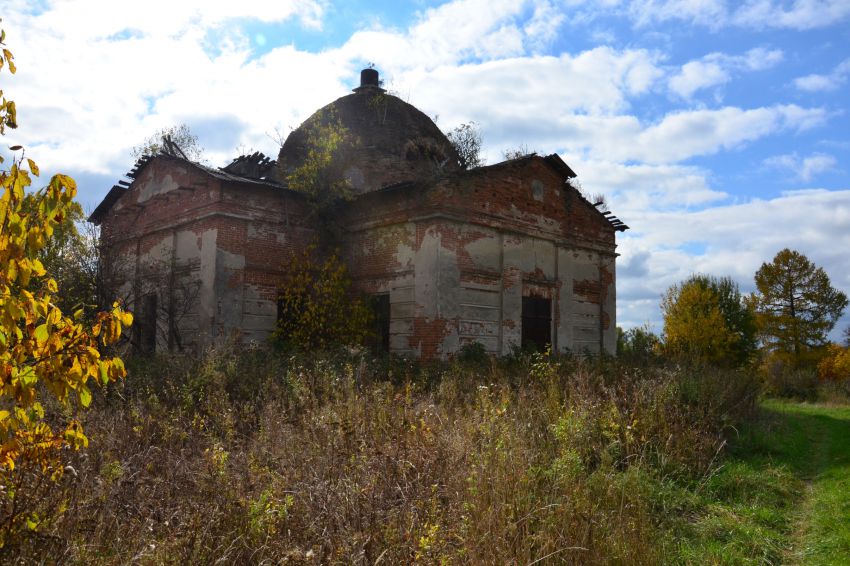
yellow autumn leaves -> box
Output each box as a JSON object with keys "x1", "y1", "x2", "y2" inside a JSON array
[
  {"x1": 0, "y1": 26, "x2": 131, "y2": 478},
  {"x1": 818, "y1": 343, "x2": 850, "y2": 382},
  {"x1": 661, "y1": 275, "x2": 758, "y2": 367},
  {"x1": 274, "y1": 245, "x2": 371, "y2": 351},
  {"x1": 1, "y1": 156, "x2": 132, "y2": 474}
]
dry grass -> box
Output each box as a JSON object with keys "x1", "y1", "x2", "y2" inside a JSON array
[{"x1": 2, "y1": 347, "x2": 760, "y2": 564}]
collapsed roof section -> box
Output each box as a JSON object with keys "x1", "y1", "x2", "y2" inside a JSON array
[{"x1": 89, "y1": 149, "x2": 285, "y2": 224}]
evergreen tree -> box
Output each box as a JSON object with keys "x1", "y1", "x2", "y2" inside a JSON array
[{"x1": 752, "y1": 248, "x2": 848, "y2": 363}]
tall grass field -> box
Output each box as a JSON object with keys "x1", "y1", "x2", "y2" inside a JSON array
[{"x1": 2, "y1": 347, "x2": 848, "y2": 564}]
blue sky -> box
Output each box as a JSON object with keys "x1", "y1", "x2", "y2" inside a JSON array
[{"x1": 3, "y1": 0, "x2": 849, "y2": 339}]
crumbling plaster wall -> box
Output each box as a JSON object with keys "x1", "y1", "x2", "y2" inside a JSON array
[
  {"x1": 344, "y1": 220, "x2": 417, "y2": 355},
  {"x1": 102, "y1": 153, "x2": 617, "y2": 358},
  {"x1": 100, "y1": 159, "x2": 225, "y2": 351},
  {"x1": 342, "y1": 156, "x2": 618, "y2": 359},
  {"x1": 204, "y1": 184, "x2": 315, "y2": 344},
  {"x1": 407, "y1": 220, "x2": 615, "y2": 357},
  {"x1": 100, "y1": 157, "x2": 315, "y2": 351}
]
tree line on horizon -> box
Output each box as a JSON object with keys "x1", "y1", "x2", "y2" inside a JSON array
[{"x1": 619, "y1": 247, "x2": 849, "y2": 388}]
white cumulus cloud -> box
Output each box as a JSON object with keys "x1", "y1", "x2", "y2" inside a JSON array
[
  {"x1": 733, "y1": 0, "x2": 850, "y2": 30},
  {"x1": 616, "y1": 188, "x2": 850, "y2": 334},
  {"x1": 669, "y1": 47, "x2": 783, "y2": 98},
  {"x1": 570, "y1": 0, "x2": 850, "y2": 30},
  {"x1": 765, "y1": 152, "x2": 838, "y2": 182},
  {"x1": 794, "y1": 58, "x2": 850, "y2": 92}
]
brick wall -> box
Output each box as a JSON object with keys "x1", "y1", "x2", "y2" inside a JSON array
[{"x1": 98, "y1": 153, "x2": 619, "y2": 358}]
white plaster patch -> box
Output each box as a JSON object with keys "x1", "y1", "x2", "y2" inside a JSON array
[
  {"x1": 462, "y1": 226, "x2": 500, "y2": 271},
  {"x1": 175, "y1": 229, "x2": 202, "y2": 260},
  {"x1": 140, "y1": 236, "x2": 174, "y2": 266},
  {"x1": 138, "y1": 173, "x2": 180, "y2": 203},
  {"x1": 415, "y1": 225, "x2": 441, "y2": 320},
  {"x1": 197, "y1": 228, "x2": 218, "y2": 343}
]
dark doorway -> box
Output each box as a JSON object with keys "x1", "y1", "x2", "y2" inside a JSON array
[
  {"x1": 522, "y1": 296, "x2": 551, "y2": 352},
  {"x1": 369, "y1": 294, "x2": 391, "y2": 353}
]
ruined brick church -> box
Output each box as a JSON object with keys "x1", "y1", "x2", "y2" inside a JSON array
[{"x1": 90, "y1": 68, "x2": 627, "y2": 359}]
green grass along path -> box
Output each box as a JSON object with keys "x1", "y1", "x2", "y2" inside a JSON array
[
  {"x1": 676, "y1": 400, "x2": 850, "y2": 565},
  {"x1": 775, "y1": 401, "x2": 850, "y2": 565}
]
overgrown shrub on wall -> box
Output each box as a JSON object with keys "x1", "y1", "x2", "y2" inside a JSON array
[
  {"x1": 284, "y1": 109, "x2": 358, "y2": 210},
  {"x1": 273, "y1": 245, "x2": 372, "y2": 351}
]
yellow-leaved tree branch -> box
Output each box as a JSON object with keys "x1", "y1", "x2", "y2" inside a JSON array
[{"x1": 0, "y1": 24, "x2": 132, "y2": 542}]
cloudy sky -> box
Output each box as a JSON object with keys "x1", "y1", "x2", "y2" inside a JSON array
[{"x1": 3, "y1": 0, "x2": 849, "y2": 338}]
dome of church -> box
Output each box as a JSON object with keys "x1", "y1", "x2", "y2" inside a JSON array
[{"x1": 278, "y1": 68, "x2": 460, "y2": 193}]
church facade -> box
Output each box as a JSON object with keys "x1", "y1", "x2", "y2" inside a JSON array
[{"x1": 90, "y1": 69, "x2": 627, "y2": 358}]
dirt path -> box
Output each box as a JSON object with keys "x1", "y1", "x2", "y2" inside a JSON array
[{"x1": 767, "y1": 401, "x2": 850, "y2": 565}]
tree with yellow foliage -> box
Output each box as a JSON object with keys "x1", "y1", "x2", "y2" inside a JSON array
[
  {"x1": 662, "y1": 275, "x2": 757, "y2": 366},
  {"x1": 0, "y1": 25, "x2": 132, "y2": 542},
  {"x1": 818, "y1": 343, "x2": 850, "y2": 383}
]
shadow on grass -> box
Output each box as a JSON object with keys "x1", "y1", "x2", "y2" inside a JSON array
[
  {"x1": 755, "y1": 401, "x2": 850, "y2": 564},
  {"x1": 745, "y1": 401, "x2": 850, "y2": 478},
  {"x1": 666, "y1": 400, "x2": 850, "y2": 565}
]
